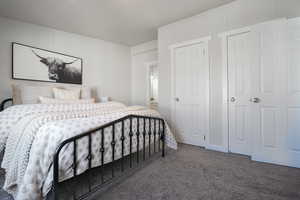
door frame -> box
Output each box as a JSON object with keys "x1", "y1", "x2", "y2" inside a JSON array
[
  {"x1": 169, "y1": 36, "x2": 211, "y2": 148},
  {"x1": 218, "y1": 27, "x2": 251, "y2": 153},
  {"x1": 145, "y1": 61, "x2": 158, "y2": 106}
]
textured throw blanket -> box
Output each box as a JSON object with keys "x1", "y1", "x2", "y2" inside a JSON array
[
  {"x1": 0, "y1": 102, "x2": 126, "y2": 153},
  {"x1": 0, "y1": 103, "x2": 177, "y2": 200}
]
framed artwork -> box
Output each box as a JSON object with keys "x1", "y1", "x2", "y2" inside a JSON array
[{"x1": 12, "y1": 42, "x2": 83, "y2": 84}]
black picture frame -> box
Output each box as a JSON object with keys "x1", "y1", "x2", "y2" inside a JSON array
[{"x1": 12, "y1": 42, "x2": 83, "y2": 85}]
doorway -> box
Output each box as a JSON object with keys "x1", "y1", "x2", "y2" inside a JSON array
[{"x1": 146, "y1": 62, "x2": 158, "y2": 109}]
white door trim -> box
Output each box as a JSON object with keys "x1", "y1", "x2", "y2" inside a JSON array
[
  {"x1": 219, "y1": 27, "x2": 251, "y2": 153},
  {"x1": 218, "y1": 27, "x2": 251, "y2": 38},
  {"x1": 169, "y1": 36, "x2": 212, "y2": 50},
  {"x1": 169, "y1": 36, "x2": 211, "y2": 147}
]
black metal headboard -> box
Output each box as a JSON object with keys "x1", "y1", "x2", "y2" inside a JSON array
[{"x1": 0, "y1": 98, "x2": 13, "y2": 111}]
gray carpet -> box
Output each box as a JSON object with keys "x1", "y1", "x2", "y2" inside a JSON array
[{"x1": 1, "y1": 144, "x2": 300, "y2": 200}]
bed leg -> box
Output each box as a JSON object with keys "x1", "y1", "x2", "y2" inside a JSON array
[
  {"x1": 53, "y1": 149, "x2": 59, "y2": 200},
  {"x1": 162, "y1": 120, "x2": 165, "y2": 158}
]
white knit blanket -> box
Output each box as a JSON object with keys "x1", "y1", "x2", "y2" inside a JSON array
[
  {"x1": 0, "y1": 102, "x2": 126, "y2": 153},
  {"x1": 0, "y1": 103, "x2": 177, "y2": 200}
]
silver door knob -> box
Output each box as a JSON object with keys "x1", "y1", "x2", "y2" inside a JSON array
[
  {"x1": 250, "y1": 97, "x2": 260, "y2": 103},
  {"x1": 230, "y1": 97, "x2": 236, "y2": 102},
  {"x1": 175, "y1": 97, "x2": 179, "y2": 102}
]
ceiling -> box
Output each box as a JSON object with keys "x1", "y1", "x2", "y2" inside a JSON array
[{"x1": 0, "y1": 0, "x2": 234, "y2": 46}]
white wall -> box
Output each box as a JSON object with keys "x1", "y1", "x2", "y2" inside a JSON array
[
  {"x1": 0, "y1": 17, "x2": 131, "y2": 104},
  {"x1": 158, "y1": 0, "x2": 300, "y2": 148},
  {"x1": 131, "y1": 40, "x2": 157, "y2": 106}
]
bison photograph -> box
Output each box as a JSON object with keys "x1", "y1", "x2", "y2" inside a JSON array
[{"x1": 12, "y1": 43, "x2": 82, "y2": 84}]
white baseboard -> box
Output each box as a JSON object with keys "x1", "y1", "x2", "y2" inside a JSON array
[{"x1": 205, "y1": 144, "x2": 228, "y2": 153}]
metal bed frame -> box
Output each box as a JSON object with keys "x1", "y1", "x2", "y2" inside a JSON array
[
  {"x1": 53, "y1": 114, "x2": 165, "y2": 200},
  {"x1": 0, "y1": 98, "x2": 13, "y2": 111},
  {"x1": 0, "y1": 99, "x2": 166, "y2": 200}
]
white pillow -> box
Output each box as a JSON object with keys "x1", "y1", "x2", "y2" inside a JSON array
[
  {"x1": 19, "y1": 85, "x2": 53, "y2": 104},
  {"x1": 65, "y1": 86, "x2": 92, "y2": 99},
  {"x1": 39, "y1": 96, "x2": 95, "y2": 104},
  {"x1": 81, "y1": 87, "x2": 92, "y2": 99},
  {"x1": 53, "y1": 88, "x2": 81, "y2": 100},
  {"x1": 12, "y1": 84, "x2": 95, "y2": 104},
  {"x1": 12, "y1": 84, "x2": 22, "y2": 105},
  {"x1": 100, "y1": 96, "x2": 110, "y2": 102}
]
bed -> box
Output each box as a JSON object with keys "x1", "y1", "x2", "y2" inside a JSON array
[{"x1": 0, "y1": 98, "x2": 177, "y2": 200}]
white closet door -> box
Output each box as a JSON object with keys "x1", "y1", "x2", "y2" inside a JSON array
[
  {"x1": 250, "y1": 20, "x2": 286, "y2": 164},
  {"x1": 174, "y1": 42, "x2": 209, "y2": 147},
  {"x1": 228, "y1": 32, "x2": 254, "y2": 155},
  {"x1": 251, "y1": 19, "x2": 300, "y2": 168},
  {"x1": 286, "y1": 18, "x2": 300, "y2": 167},
  {"x1": 226, "y1": 18, "x2": 300, "y2": 168}
]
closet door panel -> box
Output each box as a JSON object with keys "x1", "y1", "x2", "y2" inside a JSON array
[
  {"x1": 251, "y1": 19, "x2": 300, "y2": 168},
  {"x1": 173, "y1": 42, "x2": 209, "y2": 147},
  {"x1": 227, "y1": 32, "x2": 253, "y2": 156}
]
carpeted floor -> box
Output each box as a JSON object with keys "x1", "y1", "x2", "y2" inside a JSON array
[{"x1": 1, "y1": 144, "x2": 300, "y2": 200}]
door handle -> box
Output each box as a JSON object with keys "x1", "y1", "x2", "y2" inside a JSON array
[
  {"x1": 230, "y1": 97, "x2": 236, "y2": 102},
  {"x1": 250, "y1": 97, "x2": 260, "y2": 103},
  {"x1": 175, "y1": 97, "x2": 179, "y2": 102}
]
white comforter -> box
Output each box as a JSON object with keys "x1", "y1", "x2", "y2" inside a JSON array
[{"x1": 0, "y1": 102, "x2": 177, "y2": 200}]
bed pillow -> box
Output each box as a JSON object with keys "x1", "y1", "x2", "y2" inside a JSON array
[
  {"x1": 99, "y1": 96, "x2": 110, "y2": 102},
  {"x1": 17, "y1": 85, "x2": 53, "y2": 104},
  {"x1": 81, "y1": 87, "x2": 92, "y2": 99},
  {"x1": 12, "y1": 84, "x2": 95, "y2": 104},
  {"x1": 39, "y1": 96, "x2": 95, "y2": 104},
  {"x1": 65, "y1": 86, "x2": 92, "y2": 99},
  {"x1": 53, "y1": 88, "x2": 81, "y2": 100},
  {"x1": 12, "y1": 84, "x2": 22, "y2": 105}
]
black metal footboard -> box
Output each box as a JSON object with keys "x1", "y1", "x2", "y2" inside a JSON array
[{"x1": 52, "y1": 114, "x2": 165, "y2": 200}]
